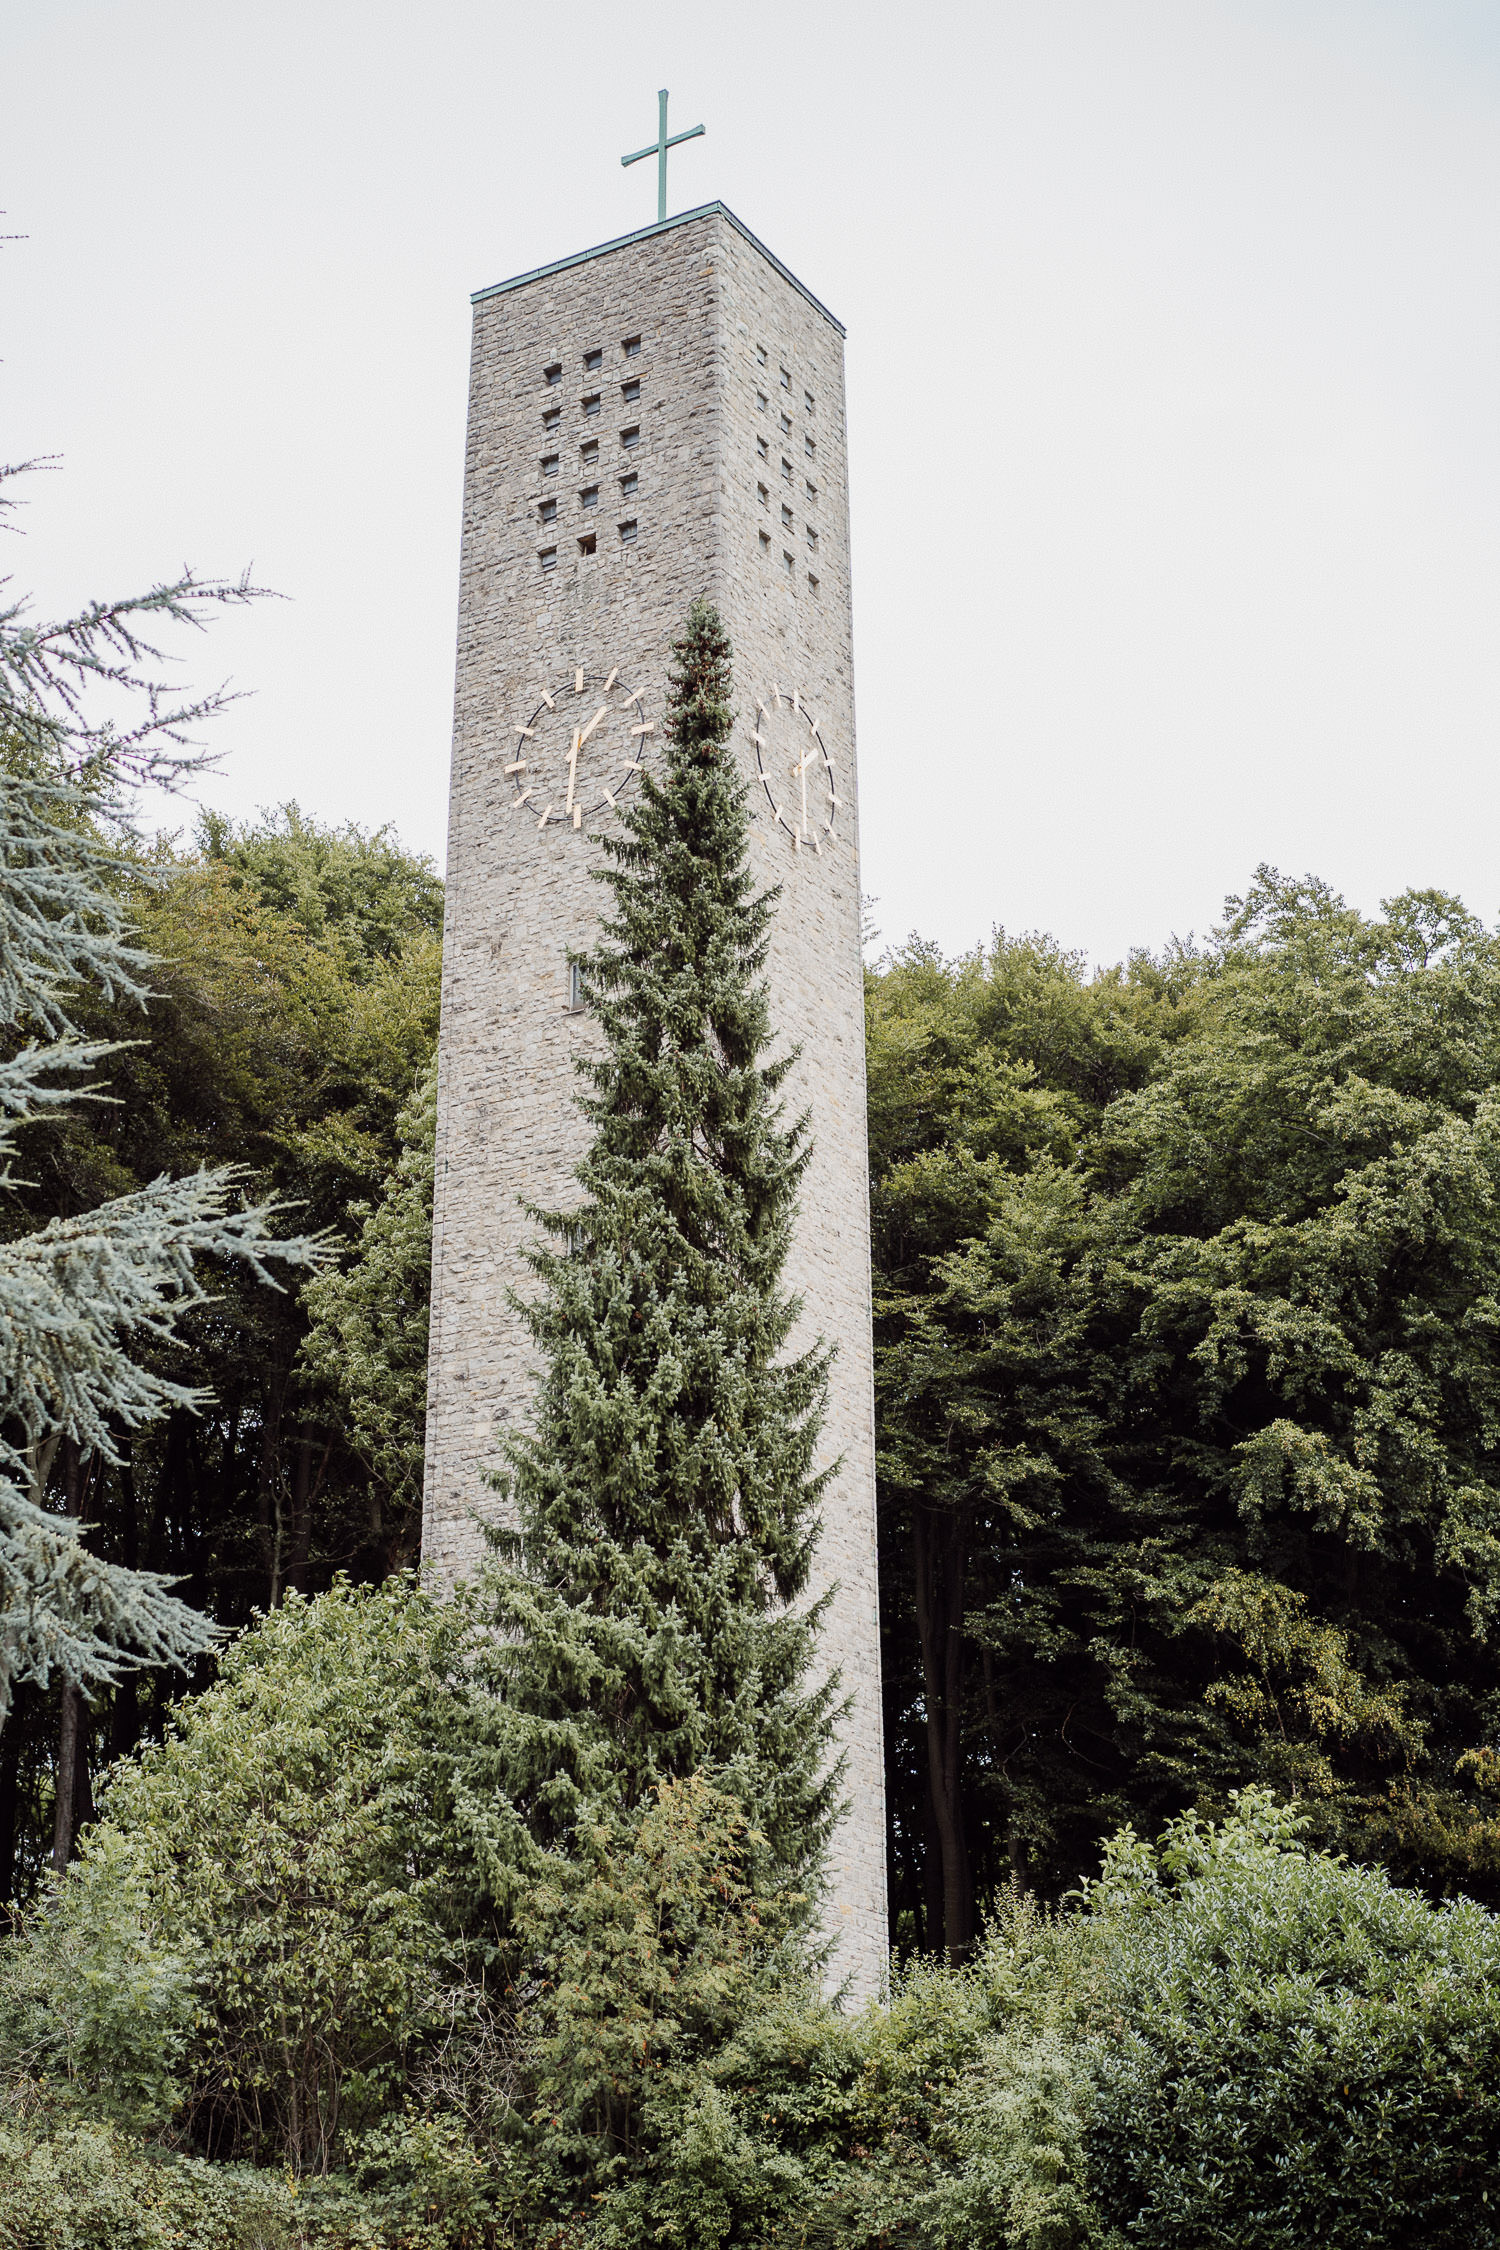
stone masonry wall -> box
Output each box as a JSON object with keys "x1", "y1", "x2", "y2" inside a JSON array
[{"x1": 424, "y1": 205, "x2": 887, "y2": 1995}]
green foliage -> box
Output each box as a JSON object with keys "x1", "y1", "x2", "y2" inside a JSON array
[
  {"x1": 0, "y1": 2109, "x2": 303, "y2": 2250},
  {"x1": 2, "y1": 1581, "x2": 463, "y2": 2170},
  {"x1": 300, "y1": 1056, "x2": 436, "y2": 1525},
  {"x1": 456, "y1": 600, "x2": 838, "y2": 1913}
]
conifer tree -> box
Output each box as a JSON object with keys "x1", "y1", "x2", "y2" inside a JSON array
[{"x1": 461, "y1": 600, "x2": 840, "y2": 1906}]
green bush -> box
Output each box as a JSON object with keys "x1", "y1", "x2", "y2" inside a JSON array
[{"x1": 0, "y1": 1579, "x2": 466, "y2": 2171}]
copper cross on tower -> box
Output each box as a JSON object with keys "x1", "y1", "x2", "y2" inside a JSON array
[{"x1": 621, "y1": 89, "x2": 705, "y2": 224}]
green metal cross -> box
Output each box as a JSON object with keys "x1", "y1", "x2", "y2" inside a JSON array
[{"x1": 621, "y1": 89, "x2": 705, "y2": 224}]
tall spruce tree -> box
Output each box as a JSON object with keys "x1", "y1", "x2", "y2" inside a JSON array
[{"x1": 459, "y1": 600, "x2": 840, "y2": 1907}]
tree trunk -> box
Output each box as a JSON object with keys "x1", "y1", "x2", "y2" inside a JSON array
[
  {"x1": 912, "y1": 1500, "x2": 974, "y2": 1961},
  {"x1": 0, "y1": 1682, "x2": 29, "y2": 1903},
  {"x1": 52, "y1": 1682, "x2": 81, "y2": 1873}
]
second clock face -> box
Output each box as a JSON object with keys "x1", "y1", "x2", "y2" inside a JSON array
[
  {"x1": 749, "y1": 687, "x2": 839, "y2": 852},
  {"x1": 505, "y1": 667, "x2": 655, "y2": 834}
]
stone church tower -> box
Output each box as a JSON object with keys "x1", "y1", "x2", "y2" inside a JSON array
[{"x1": 423, "y1": 200, "x2": 886, "y2": 1994}]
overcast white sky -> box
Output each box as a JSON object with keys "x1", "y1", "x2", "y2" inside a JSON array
[{"x1": 7, "y1": 0, "x2": 1500, "y2": 966}]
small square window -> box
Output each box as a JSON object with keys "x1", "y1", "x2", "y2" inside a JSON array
[
  {"x1": 781, "y1": 457, "x2": 793, "y2": 481},
  {"x1": 781, "y1": 503, "x2": 793, "y2": 528},
  {"x1": 756, "y1": 434, "x2": 769, "y2": 461},
  {"x1": 782, "y1": 549, "x2": 795, "y2": 573},
  {"x1": 578, "y1": 533, "x2": 597, "y2": 557},
  {"x1": 539, "y1": 498, "x2": 557, "y2": 524},
  {"x1": 582, "y1": 393, "x2": 601, "y2": 416},
  {"x1": 543, "y1": 406, "x2": 560, "y2": 432},
  {"x1": 804, "y1": 434, "x2": 815, "y2": 458},
  {"x1": 581, "y1": 439, "x2": 599, "y2": 464},
  {"x1": 756, "y1": 390, "x2": 768, "y2": 412},
  {"x1": 545, "y1": 363, "x2": 562, "y2": 387},
  {"x1": 619, "y1": 518, "x2": 638, "y2": 543},
  {"x1": 779, "y1": 366, "x2": 791, "y2": 389},
  {"x1": 806, "y1": 526, "x2": 818, "y2": 550},
  {"x1": 756, "y1": 344, "x2": 768, "y2": 366},
  {"x1": 620, "y1": 425, "x2": 640, "y2": 449},
  {"x1": 583, "y1": 348, "x2": 603, "y2": 373},
  {"x1": 539, "y1": 545, "x2": 558, "y2": 570},
  {"x1": 759, "y1": 529, "x2": 771, "y2": 552},
  {"x1": 620, "y1": 471, "x2": 638, "y2": 497},
  {"x1": 542, "y1": 454, "x2": 559, "y2": 477},
  {"x1": 757, "y1": 482, "x2": 770, "y2": 507},
  {"x1": 805, "y1": 479, "x2": 817, "y2": 502},
  {"x1": 780, "y1": 411, "x2": 792, "y2": 434},
  {"x1": 623, "y1": 334, "x2": 642, "y2": 357},
  {"x1": 581, "y1": 485, "x2": 599, "y2": 510},
  {"x1": 804, "y1": 390, "x2": 814, "y2": 412},
  {"x1": 807, "y1": 572, "x2": 820, "y2": 595},
  {"x1": 621, "y1": 378, "x2": 641, "y2": 403}
]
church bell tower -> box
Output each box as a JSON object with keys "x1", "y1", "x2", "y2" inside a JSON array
[{"x1": 422, "y1": 177, "x2": 886, "y2": 1995}]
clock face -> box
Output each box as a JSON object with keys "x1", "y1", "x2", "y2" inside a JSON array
[
  {"x1": 748, "y1": 687, "x2": 839, "y2": 853},
  {"x1": 505, "y1": 666, "x2": 656, "y2": 834}
]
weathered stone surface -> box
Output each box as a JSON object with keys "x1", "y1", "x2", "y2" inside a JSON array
[{"x1": 424, "y1": 203, "x2": 886, "y2": 1996}]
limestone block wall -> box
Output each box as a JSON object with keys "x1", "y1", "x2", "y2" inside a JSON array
[{"x1": 424, "y1": 203, "x2": 886, "y2": 1995}]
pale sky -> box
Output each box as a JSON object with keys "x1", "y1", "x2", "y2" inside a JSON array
[{"x1": 7, "y1": 0, "x2": 1500, "y2": 966}]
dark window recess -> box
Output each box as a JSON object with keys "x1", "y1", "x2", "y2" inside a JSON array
[
  {"x1": 620, "y1": 425, "x2": 640, "y2": 449},
  {"x1": 805, "y1": 434, "x2": 815, "y2": 458},
  {"x1": 545, "y1": 363, "x2": 562, "y2": 386},
  {"x1": 804, "y1": 390, "x2": 814, "y2": 412},
  {"x1": 757, "y1": 390, "x2": 769, "y2": 412},
  {"x1": 580, "y1": 485, "x2": 599, "y2": 509},
  {"x1": 620, "y1": 471, "x2": 638, "y2": 497},
  {"x1": 579, "y1": 533, "x2": 597, "y2": 556},
  {"x1": 757, "y1": 434, "x2": 769, "y2": 460},
  {"x1": 584, "y1": 348, "x2": 603, "y2": 373},
  {"x1": 758, "y1": 482, "x2": 770, "y2": 506},
  {"x1": 781, "y1": 412, "x2": 792, "y2": 434},
  {"x1": 622, "y1": 378, "x2": 641, "y2": 402},
  {"x1": 543, "y1": 406, "x2": 560, "y2": 431},
  {"x1": 623, "y1": 334, "x2": 642, "y2": 356},
  {"x1": 540, "y1": 546, "x2": 558, "y2": 570},
  {"x1": 539, "y1": 498, "x2": 557, "y2": 524},
  {"x1": 756, "y1": 344, "x2": 768, "y2": 366},
  {"x1": 782, "y1": 549, "x2": 795, "y2": 573},
  {"x1": 782, "y1": 457, "x2": 793, "y2": 481},
  {"x1": 780, "y1": 366, "x2": 791, "y2": 389},
  {"x1": 582, "y1": 393, "x2": 601, "y2": 416},
  {"x1": 805, "y1": 479, "x2": 817, "y2": 502},
  {"x1": 808, "y1": 572, "x2": 820, "y2": 595},
  {"x1": 619, "y1": 518, "x2": 638, "y2": 543},
  {"x1": 542, "y1": 454, "x2": 560, "y2": 477},
  {"x1": 759, "y1": 529, "x2": 771, "y2": 551},
  {"x1": 806, "y1": 526, "x2": 818, "y2": 550},
  {"x1": 581, "y1": 440, "x2": 599, "y2": 464},
  {"x1": 781, "y1": 503, "x2": 793, "y2": 528}
]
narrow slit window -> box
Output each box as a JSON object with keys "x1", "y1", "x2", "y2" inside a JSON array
[
  {"x1": 781, "y1": 502, "x2": 793, "y2": 528},
  {"x1": 806, "y1": 525, "x2": 818, "y2": 550},
  {"x1": 756, "y1": 434, "x2": 769, "y2": 460},
  {"x1": 620, "y1": 470, "x2": 638, "y2": 498},
  {"x1": 619, "y1": 518, "x2": 638, "y2": 543},
  {"x1": 756, "y1": 344, "x2": 768, "y2": 366},
  {"x1": 582, "y1": 393, "x2": 601, "y2": 417},
  {"x1": 779, "y1": 366, "x2": 791, "y2": 389},
  {"x1": 757, "y1": 482, "x2": 770, "y2": 507},
  {"x1": 578, "y1": 533, "x2": 597, "y2": 557},
  {"x1": 807, "y1": 572, "x2": 819, "y2": 595},
  {"x1": 780, "y1": 411, "x2": 792, "y2": 434},
  {"x1": 539, "y1": 545, "x2": 558, "y2": 570},
  {"x1": 805, "y1": 479, "x2": 817, "y2": 502},
  {"x1": 756, "y1": 390, "x2": 769, "y2": 412},
  {"x1": 583, "y1": 348, "x2": 603, "y2": 373},
  {"x1": 544, "y1": 362, "x2": 562, "y2": 387},
  {"x1": 620, "y1": 425, "x2": 640, "y2": 449},
  {"x1": 782, "y1": 549, "x2": 795, "y2": 574},
  {"x1": 804, "y1": 434, "x2": 815, "y2": 458},
  {"x1": 580, "y1": 485, "x2": 599, "y2": 510},
  {"x1": 542, "y1": 453, "x2": 560, "y2": 477},
  {"x1": 621, "y1": 378, "x2": 641, "y2": 403},
  {"x1": 804, "y1": 390, "x2": 814, "y2": 412},
  {"x1": 623, "y1": 334, "x2": 642, "y2": 357},
  {"x1": 759, "y1": 529, "x2": 771, "y2": 552},
  {"x1": 781, "y1": 457, "x2": 793, "y2": 481},
  {"x1": 568, "y1": 961, "x2": 586, "y2": 1011}
]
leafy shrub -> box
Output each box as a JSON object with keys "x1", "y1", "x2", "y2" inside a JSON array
[{"x1": 0, "y1": 1580, "x2": 465, "y2": 2171}]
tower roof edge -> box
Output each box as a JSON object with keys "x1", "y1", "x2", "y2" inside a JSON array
[{"x1": 470, "y1": 202, "x2": 846, "y2": 337}]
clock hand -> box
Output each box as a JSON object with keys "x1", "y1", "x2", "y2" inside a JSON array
[
  {"x1": 566, "y1": 728, "x2": 581, "y2": 812},
  {"x1": 577, "y1": 705, "x2": 609, "y2": 749}
]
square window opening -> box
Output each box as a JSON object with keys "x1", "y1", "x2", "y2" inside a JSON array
[
  {"x1": 539, "y1": 546, "x2": 558, "y2": 570},
  {"x1": 782, "y1": 549, "x2": 795, "y2": 573},
  {"x1": 544, "y1": 363, "x2": 562, "y2": 387},
  {"x1": 619, "y1": 518, "x2": 638, "y2": 543},
  {"x1": 583, "y1": 348, "x2": 603, "y2": 373},
  {"x1": 804, "y1": 390, "x2": 814, "y2": 412},
  {"x1": 581, "y1": 439, "x2": 599, "y2": 463},
  {"x1": 804, "y1": 434, "x2": 815, "y2": 457},
  {"x1": 807, "y1": 572, "x2": 820, "y2": 595},
  {"x1": 756, "y1": 434, "x2": 769, "y2": 460},
  {"x1": 756, "y1": 343, "x2": 768, "y2": 366},
  {"x1": 756, "y1": 390, "x2": 768, "y2": 412},
  {"x1": 805, "y1": 479, "x2": 817, "y2": 502},
  {"x1": 620, "y1": 471, "x2": 638, "y2": 497},
  {"x1": 620, "y1": 425, "x2": 640, "y2": 449},
  {"x1": 781, "y1": 457, "x2": 793, "y2": 480},
  {"x1": 578, "y1": 533, "x2": 597, "y2": 557},
  {"x1": 621, "y1": 378, "x2": 641, "y2": 403},
  {"x1": 780, "y1": 411, "x2": 792, "y2": 434},
  {"x1": 759, "y1": 529, "x2": 771, "y2": 551},
  {"x1": 539, "y1": 498, "x2": 557, "y2": 524},
  {"x1": 582, "y1": 393, "x2": 601, "y2": 416},
  {"x1": 623, "y1": 334, "x2": 642, "y2": 357},
  {"x1": 543, "y1": 406, "x2": 560, "y2": 431},
  {"x1": 542, "y1": 454, "x2": 560, "y2": 477},
  {"x1": 806, "y1": 526, "x2": 818, "y2": 549},
  {"x1": 779, "y1": 366, "x2": 791, "y2": 388},
  {"x1": 781, "y1": 503, "x2": 793, "y2": 527},
  {"x1": 758, "y1": 482, "x2": 770, "y2": 506},
  {"x1": 580, "y1": 485, "x2": 599, "y2": 509}
]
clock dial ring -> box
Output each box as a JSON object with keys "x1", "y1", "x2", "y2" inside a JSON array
[
  {"x1": 505, "y1": 667, "x2": 656, "y2": 833},
  {"x1": 749, "y1": 687, "x2": 839, "y2": 853}
]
